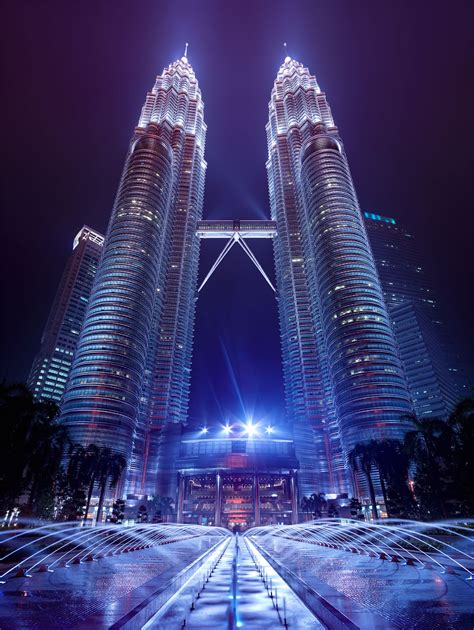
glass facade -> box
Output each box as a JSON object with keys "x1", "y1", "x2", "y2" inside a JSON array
[
  {"x1": 364, "y1": 212, "x2": 468, "y2": 417},
  {"x1": 178, "y1": 472, "x2": 296, "y2": 529},
  {"x1": 28, "y1": 226, "x2": 104, "y2": 403},
  {"x1": 59, "y1": 55, "x2": 206, "y2": 486},
  {"x1": 266, "y1": 58, "x2": 413, "y2": 496},
  {"x1": 131, "y1": 56, "x2": 207, "y2": 497}
]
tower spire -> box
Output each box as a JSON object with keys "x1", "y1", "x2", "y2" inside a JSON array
[
  {"x1": 183, "y1": 42, "x2": 189, "y2": 59},
  {"x1": 283, "y1": 42, "x2": 291, "y2": 62}
]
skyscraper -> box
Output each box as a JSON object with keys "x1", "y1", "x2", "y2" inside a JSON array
[
  {"x1": 131, "y1": 52, "x2": 207, "y2": 497},
  {"x1": 59, "y1": 52, "x2": 206, "y2": 495},
  {"x1": 266, "y1": 57, "x2": 413, "y2": 495},
  {"x1": 364, "y1": 212, "x2": 468, "y2": 418},
  {"x1": 28, "y1": 226, "x2": 104, "y2": 404}
]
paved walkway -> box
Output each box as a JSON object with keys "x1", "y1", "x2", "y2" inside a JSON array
[
  {"x1": 254, "y1": 537, "x2": 474, "y2": 629},
  {"x1": 0, "y1": 538, "x2": 218, "y2": 629},
  {"x1": 147, "y1": 536, "x2": 322, "y2": 629}
]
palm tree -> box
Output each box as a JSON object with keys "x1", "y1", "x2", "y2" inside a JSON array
[
  {"x1": 26, "y1": 422, "x2": 69, "y2": 515},
  {"x1": 149, "y1": 495, "x2": 175, "y2": 522},
  {"x1": 448, "y1": 397, "x2": 474, "y2": 451},
  {"x1": 0, "y1": 382, "x2": 65, "y2": 513},
  {"x1": 66, "y1": 444, "x2": 105, "y2": 523},
  {"x1": 94, "y1": 449, "x2": 126, "y2": 526},
  {"x1": 348, "y1": 442, "x2": 379, "y2": 520},
  {"x1": 404, "y1": 415, "x2": 451, "y2": 464},
  {"x1": 371, "y1": 439, "x2": 412, "y2": 518},
  {"x1": 160, "y1": 496, "x2": 175, "y2": 516},
  {"x1": 403, "y1": 414, "x2": 452, "y2": 518},
  {"x1": 375, "y1": 450, "x2": 390, "y2": 514},
  {"x1": 81, "y1": 445, "x2": 101, "y2": 523},
  {"x1": 310, "y1": 492, "x2": 327, "y2": 518},
  {"x1": 300, "y1": 496, "x2": 311, "y2": 517},
  {"x1": 448, "y1": 397, "x2": 474, "y2": 514}
]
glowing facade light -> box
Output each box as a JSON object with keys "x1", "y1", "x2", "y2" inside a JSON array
[
  {"x1": 265, "y1": 425, "x2": 274, "y2": 434},
  {"x1": 223, "y1": 424, "x2": 232, "y2": 435},
  {"x1": 201, "y1": 426, "x2": 209, "y2": 435}
]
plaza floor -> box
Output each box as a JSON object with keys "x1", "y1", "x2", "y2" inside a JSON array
[
  {"x1": 0, "y1": 537, "x2": 218, "y2": 629},
  {"x1": 253, "y1": 536, "x2": 474, "y2": 629},
  {"x1": 1, "y1": 530, "x2": 473, "y2": 629}
]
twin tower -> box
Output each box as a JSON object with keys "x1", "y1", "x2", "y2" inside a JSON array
[{"x1": 59, "y1": 53, "x2": 412, "y2": 499}]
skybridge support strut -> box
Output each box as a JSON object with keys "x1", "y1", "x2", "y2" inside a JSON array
[
  {"x1": 198, "y1": 236, "x2": 236, "y2": 293},
  {"x1": 237, "y1": 237, "x2": 276, "y2": 293},
  {"x1": 197, "y1": 233, "x2": 276, "y2": 294}
]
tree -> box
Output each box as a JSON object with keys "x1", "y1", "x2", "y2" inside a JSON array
[
  {"x1": 52, "y1": 445, "x2": 93, "y2": 521},
  {"x1": 300, "y1": 496, "x2": 312, "y2": 517},
  {"x1": 137, "y1": 504, "x2": 148, "y2": 523},
  {"x1": 26, "y1": 423, "x2": 69, "y2": 517},
  {"x1": 447, "y1": 397, "x2": 474, "y2": 514},
  {"x1": 349, "y1": 497, "x2": 363, "y2": 520},
  {"x1": 371, "y1": 439, "x2": 415, "y2": 518},
  {"x1": 0, "y1": 382, "x2": 68, "y2": 515},
  {"x1": 310, "y1": 492, "x2": 327, "y2": 518},
  {"x1": 400, "y1": 399, "x2": 474, "y2": 519},
  {"x1": 327, "y1": 503, "x2": 339, "y2": 518},
  {"x1": 94, "y1": 449, "x2": 126, "y2": 525},
  {"x1": 78, "y1": 444, "x2": 101, "y2": 523},
  {"x1": 110, "y1": 499, "x2": 125, "y2": 524},
  {"x1": 403, "y1": 415, "x2": 453, "y2": 519},
  {"x1": 404, "y1": 416, "x2": 451, "y2": 465},
  {"x1": 149, "y1": 495, "x2": 175, "y2": 522},
  {"x1": 300, "y1": 493, "x2": 326, "y2": 518},
  {"x1": 348, "y1": 442, "x2": 379, "y2": 520},
  {"x1": 54, "y1": 470, "x2": 86, "y2": 521}
]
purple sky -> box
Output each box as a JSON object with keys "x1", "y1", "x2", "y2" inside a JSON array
[{"x1": 1, "y1": 0, "x2": 473, "y2": 423}]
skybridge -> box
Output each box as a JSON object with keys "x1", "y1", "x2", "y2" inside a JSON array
[
  {"x1": 196, "y1": 220, "x2": 278, "y2": 293},
  {"x1": 196, "y1": 219, "x2": 277, "y2": 239}
]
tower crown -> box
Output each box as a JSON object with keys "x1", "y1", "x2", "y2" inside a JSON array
[
  {"x1": 137, "y1": 53, "x2": 206, "y2": 145},
  {"x1": 267, "y1": 59, "x2": 334, "y2": 140}
]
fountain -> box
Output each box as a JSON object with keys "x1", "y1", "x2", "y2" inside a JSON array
[
  {"x1": 0, "y1": 521, "x2": 229, "y2": 582},
  {"x1": 245, "y1": 518, "x2": 474, "y2": 578}
]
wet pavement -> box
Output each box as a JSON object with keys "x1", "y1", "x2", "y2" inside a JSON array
[
  {"x1": 0, "y1": 537, "x2": 218, "y2": 629},
  {"x1": 2, "y1": 529, "x2": 472, "y2": 629},
  {"x1": 254, "y1": 537, "x2": 474, "y2": 629}
]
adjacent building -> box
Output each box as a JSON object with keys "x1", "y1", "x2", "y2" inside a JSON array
[
  {"x1": 266, "y1": 57, "x2": 413, "y2": 496},
  {"x1": 364, "y1": 212, "x2": 468, "y2": 418},
  {"x1": 28, "y1": 226, "x2": 104, "y2": 403}
]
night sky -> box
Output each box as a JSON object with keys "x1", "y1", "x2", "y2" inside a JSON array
[{"x1": 1, "y1": 0, "x2": 473, "y2": 425}]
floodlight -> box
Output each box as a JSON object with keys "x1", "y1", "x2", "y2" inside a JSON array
[{"x1": 245, "y1": 422, "x2": 257, "y2": 437}]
